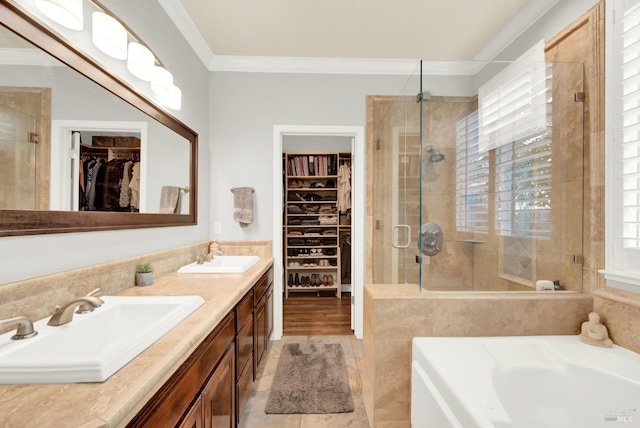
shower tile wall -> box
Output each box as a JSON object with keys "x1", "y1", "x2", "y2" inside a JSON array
[
  {"x1": 420, "y1": 96, "x2": 476, "y2": 290},
  {"x1": 368, "y1": 81, "x2": 584, "y2": 292}
]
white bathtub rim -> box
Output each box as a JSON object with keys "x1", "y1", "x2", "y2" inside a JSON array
[{"x1": 411, "y1": 335, "x2": 640, "y2": 428}]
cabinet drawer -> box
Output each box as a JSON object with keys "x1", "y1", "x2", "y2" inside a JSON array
[
  {"x1": 236, "y1": 291, "x2": 253, "y2": 331},
  {"x1": 253, "y1": 269, "x2": 273, "y2": 302}
]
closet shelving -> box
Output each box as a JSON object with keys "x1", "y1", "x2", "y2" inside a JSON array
[
  {"x1": 283, "y1": 152, "x2": 352, "y2": 298},
  {"x1": 81, "y1": 135, "x2": 141, "y2": 161}
]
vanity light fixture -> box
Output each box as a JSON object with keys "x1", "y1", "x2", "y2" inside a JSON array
[
  {"x1": 35, "y1": 0, "x2": 84, "y2": 31},
  {"x1": 127, "y1": 42, "x2": 155, "y2": 81},
  {"x1": 156, "y1": 84, "x2": 182, "y2": 111},
  {"x1": 151, "y1": 66, "x2": 182, "y2": 110},
  {"x1": 150, "y1": 66, "x2": 173, "y2": 95},
  {"x1": 92, "y1": 11, "x2": 127, "y2": 60}
]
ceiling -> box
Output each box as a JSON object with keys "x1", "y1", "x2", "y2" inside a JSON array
[{"x1": 177, "y1": 0, "x2": 552, "y2": 62}]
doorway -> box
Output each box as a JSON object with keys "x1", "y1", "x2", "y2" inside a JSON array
[
  {"x1": 272, "y1": 125, "x2": 365, "y2": 340},
  {"x1": 50, "y1": 120, "x2": 148, "y2": 212}
]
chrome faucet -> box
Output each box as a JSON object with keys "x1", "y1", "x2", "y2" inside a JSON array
[
  {"x1": 47, "y1": 296, "x2": 104, "y2": 326},
  {"x1": 0, "y1": 316, "x2": 38, "y2": 340}
]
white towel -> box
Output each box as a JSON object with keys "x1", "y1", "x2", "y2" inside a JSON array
[
  {"x1": 159, "y1": 186, "x2": 181, "y2": 214},
  {"x1": 231, "y1": 187, "x2": 254, "y2": 224}
]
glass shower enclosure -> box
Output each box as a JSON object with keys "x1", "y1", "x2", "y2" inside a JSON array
[{"x1": 370, "y1": 57, "x2": 584, "y2": 293}]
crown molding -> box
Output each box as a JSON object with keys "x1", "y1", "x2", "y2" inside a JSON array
[
  {"x1": 157, "y1": 0, "x2": 214, "y2": 67},
  {"x1": 473, "y1": 0, "x2": 561, "y2": 61},
  {"x1": 161, "y1": 0, "x2": 561, "y2": 75},
  {"x1": 210, "y1": 56, "x2": 415, "y2": 75},
  {"x1": 211, "y1": 56, "x2": 494, "y2": 75}
]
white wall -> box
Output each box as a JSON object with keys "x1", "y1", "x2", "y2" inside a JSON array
[
  {"x1": 0, "y1": 0, "x2": 210, "y2": 285},
  {"x1": 283, "y1": 135, "x2": 352, "y2": 152},
  {"x1": 473, "y1": 0, "x2": 599, "y2": 88},
  {"x1": 209, "y1": 72, "x2": 413, "y2": 240}
]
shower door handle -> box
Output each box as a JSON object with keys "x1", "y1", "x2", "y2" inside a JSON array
[{"x1": 392, "y1": 225, "x2": 412, "y2": 249}]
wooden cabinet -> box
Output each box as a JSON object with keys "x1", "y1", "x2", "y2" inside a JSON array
[
  {"x1": 127, "y1": 267, "x2": 274, "y2": 428},
  {"x1": 235, "y1": 291, "x2": 253, "y2": 422},
  {"x1": 283, "y1": 152, "x2": 352, "y2": 298},
  {"x1": 127, "y1": 313, "x2": 235, "y2": 428},
  {"x1": 202, "y1": 346, "x2": 235, "y2": 428},
  {"x1": 178, "y1": 396, "x2": 203, "y2": 428},
  {"x1": 253, "y1": 269, "x2": 273, "y2": 376}
]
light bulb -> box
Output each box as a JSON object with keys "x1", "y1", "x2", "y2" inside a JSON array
[
  {"x1": 35, "y1": 0, "x2": 83, "y2": 31},
  {"x1": 127, "y1": 42, "x2": 155, "y2": 81},
  {"x1": 92, "y1": 12, "x2": 127, "y2": 60},
  {"x1": 151, "y1": 66, "x2": 174, "y2": 96},
  {"x1": 157, "y1": 84, "x2": 182, "y2": 111}
]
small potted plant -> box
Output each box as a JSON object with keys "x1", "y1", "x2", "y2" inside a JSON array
[{"x1": 136, "y1": 262, "x2": 153, "y2": 286}]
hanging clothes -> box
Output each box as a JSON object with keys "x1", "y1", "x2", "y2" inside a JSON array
[
  {"x1": 85, "y1": 159, "x2": 103, "y2": 210},
  {"x1": 119, "y1": 160, "x2": 133, "y2": 208},
  {"x1": 129, "y1": 162, "x2": 141, "y2": 210},
  {"x1": 338, "y1": 163, "x2": 351, "y2": 213}
]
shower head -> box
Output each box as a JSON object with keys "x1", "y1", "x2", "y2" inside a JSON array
[{"x1": 426, "y1": 145, "x2": 445, "y2": 163}]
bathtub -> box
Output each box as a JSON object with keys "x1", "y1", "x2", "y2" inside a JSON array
[{"x1": 411, "y1": 335, "x2": 640, "y2": 428}]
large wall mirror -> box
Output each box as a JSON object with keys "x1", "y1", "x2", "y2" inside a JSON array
[{"x1": 0, "y1": 0, "x2": 197, "y2": 236}]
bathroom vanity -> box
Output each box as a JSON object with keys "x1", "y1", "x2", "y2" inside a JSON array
[{"x1": 0, "y1": 246, "x2": 274, "y2": 428}]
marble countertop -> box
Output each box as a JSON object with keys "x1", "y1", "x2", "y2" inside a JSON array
[{"x1": 0, "y1": 256, "x2": 274, "y2": 428}]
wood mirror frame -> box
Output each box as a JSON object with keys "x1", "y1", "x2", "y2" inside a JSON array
[{"x1": 0, "y1": 1, "x2": 198, "y2": 236}]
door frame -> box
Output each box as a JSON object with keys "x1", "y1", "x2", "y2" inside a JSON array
[
  {"x1": 272, "y1": 125, "x2": 365, "y2": 339},
  {"x1": 50, "y1": 120, "x2": 148, "y2": 211}
]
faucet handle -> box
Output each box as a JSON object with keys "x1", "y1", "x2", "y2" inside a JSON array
[
  {"x1": 86, "y1": 288, "x2": 102, "y2": 298},
  {"x1": 0, "y1": 316, "x2": 38, "y2": 340},
  {"x1": 77, "y1": 289, "x2": 104, "y2": 314}
]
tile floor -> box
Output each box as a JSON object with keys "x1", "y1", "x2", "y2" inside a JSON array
[{"x1": 239, "y1": 334, "x2": 370, "y2": 427}]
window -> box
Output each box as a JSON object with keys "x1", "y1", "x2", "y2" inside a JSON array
[
  {"x1": 478, "y1": 40, "x2": 548, "y2": 153},
  {"x1": 494, "y1": 130, "x2": 552, "y2": 238},
  {"x1": 603, "y1": 0, "x2": 640, "y2": 290},
  {"x1": 456, "y1": 111, "x2": 489, "y2": 234}
]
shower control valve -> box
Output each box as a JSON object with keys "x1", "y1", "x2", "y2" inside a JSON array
[{"x1": 420, "y1": 223, "x2": 443, "y2": 256}]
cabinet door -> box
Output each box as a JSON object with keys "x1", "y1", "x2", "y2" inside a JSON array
[
  {"x1": 178, "y1": 396, "x2": 203, "y2": 428},
  {"x1": 254, "y1": 296, "x2": 266, "y2": 375},
  {"x1": 265, "y1": 285, "x2": 273, "y2": 343},
  {"x1": 202, "y1": 345, "x2": 235, "y2": 428}
]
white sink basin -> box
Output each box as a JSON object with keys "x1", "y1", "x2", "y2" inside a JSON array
[
  {"x1": 0, "y1": 295, "x2": 204, "y2": 384},
  {"x1": 177, "y1": 255, "x2": 260, "y2": 274}
]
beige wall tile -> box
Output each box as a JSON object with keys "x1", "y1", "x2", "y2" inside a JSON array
[
  {"x1": 373, "y1": 340, "x2": 412, "y2": 422},
  {"x1": 593, "y1": 290, "x2": 640, "y2": 354}
]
